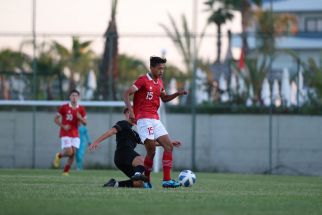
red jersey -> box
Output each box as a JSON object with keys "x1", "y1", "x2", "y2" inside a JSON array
[
  {"x1": 57, "y1": 103, "x2": 86, "y2": 138},
  {"x1": 133, "y1": 73, "x2": 165, "y2": 120}
]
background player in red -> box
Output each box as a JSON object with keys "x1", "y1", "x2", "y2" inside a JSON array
[
  {"x1": 53, "y1": 89, "x2": 87, "y2": 175},
  {"x1": 123, "y1": 56, "x2": 188, "y2": 188}
]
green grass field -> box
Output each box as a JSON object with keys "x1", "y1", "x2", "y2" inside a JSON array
[{"x1": 0, "y1": 169, "x2": 321, "y2": 215}]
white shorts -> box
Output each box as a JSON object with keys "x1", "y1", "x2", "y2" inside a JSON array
[
  {"x1": 60, "y1": 137, "x2": 80, "y2": 150},
  {"x1": 137, "y1": 118, "x2": 168, "y2": 143}
]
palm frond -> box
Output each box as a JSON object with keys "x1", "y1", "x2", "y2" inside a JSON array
[
  {"x1": 111, "y1": 0, "x2": 118, "y2": 20},
  {"x1": 196, "y1": 23, "x2": 209, "y2": 58},
  {"x1": 168, "y1": 14, "x2": 190, "y2": 63},
  {"x1": 182, "y1": 15, "x2": 192, "y2": 64},
  {"x1": 52, "y1": 41, "x2": 69, "y2": 57}
]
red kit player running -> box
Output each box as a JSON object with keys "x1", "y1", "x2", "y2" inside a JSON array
[
  {"x1": 53, "y1": 89, "x2": 87, "y2": 175},
  {"x1": 124, "y1": 56, "x2": 188, "y2": 188}
]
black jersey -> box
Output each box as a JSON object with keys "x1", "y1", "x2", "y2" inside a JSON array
[{"x1": 113, "y1": 120, "x2": 141, "y2": 151}]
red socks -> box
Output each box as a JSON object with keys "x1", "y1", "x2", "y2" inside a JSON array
[
  {"x1": 63, "y1": 164, "x2": 71, "y2": 173},
  {"x1": 144, "y1": 151, "x2": 173, "y2": 181},
  {"x1": 144, "y1": 157, "x2": 153, "y2": 182},
  {"x1": 162, "y1": 151, "x2": 173, "y2": 181}
]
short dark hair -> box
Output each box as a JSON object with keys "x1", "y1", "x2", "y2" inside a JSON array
[
  {"x1": 123, "y1": 107, "x2": 129, "y2": 114},
  {"x1": 70, "y1": 89, "x2": 80, "y2": 96},
  {"x1": 150, "y1": 56, "x2": 167, "y2": 68}
]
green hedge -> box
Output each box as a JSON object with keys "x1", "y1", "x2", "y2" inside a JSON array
[
  {"x1": 166, "y1": 104, "x2": 322, "y2": 115},
  {"x1": 1, "y1": 104, "x2": 322, "y2": 115}
]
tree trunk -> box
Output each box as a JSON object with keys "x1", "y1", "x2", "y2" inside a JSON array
[
  {"x1": 58, "y1": 72, "x2": 63, "y2": 100},
  {"x1": 241, "y1": 0, "x2": 249, "y2": 55},
  {"x1": 216, "y1": 24, "x2": 222, "y2": 63},
  {"x1": 98, "y1": 22, "x2": 118, "y2": 100},
  {"x1": 97, "y1": 0, "x2": 118, "y2": 100},
  {"x1": 46, "y1": 82, "x2": 54, "y2": 100},
  {"x1": 1, "y1": 76, "x2": 10, "y2": 99},
  {"x1": 69, "y1": 71, "x2": 77, "y2": 92},
  {"x1": 0, "y1": 76, "x2": 4, "y2": 99}
]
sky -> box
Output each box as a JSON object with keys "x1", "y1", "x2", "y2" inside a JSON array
[{"x1": 0, "y1": 0, "x2": 242, "y2": 70}]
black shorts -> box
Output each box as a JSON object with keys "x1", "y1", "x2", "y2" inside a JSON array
[{"x1": 114, "y1": 149, "x2": 140, "y2": 178}]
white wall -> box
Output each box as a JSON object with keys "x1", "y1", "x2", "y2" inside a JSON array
[{"x1": 1, "y1": 111, "x2": 322, "y2": 176}]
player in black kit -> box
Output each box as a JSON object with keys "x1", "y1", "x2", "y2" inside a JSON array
[{"x1": 89, "y1": 107, "x2": 181, "y2": 188}]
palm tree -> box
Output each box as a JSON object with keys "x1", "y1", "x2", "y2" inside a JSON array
[
  {"x1": 53, "y1": 37, "x2": 94, "y2": 93},
  {"x1": 117, "y1": 54, "x2": 147, "y2": 97},
  {"x1": 305, "y1": 56, "x2": 322, "y2": 104},
  {"x1": 161, "y1": 63, "x2": 188, "y2": 91},
  {"x1": 160, "y1": 14, "x2": 207, "y2": 75},
  {"x1": 160, "y1": 14, "x2": 213, "y2": 105},
  {"x1": 36, "y1": 42, "x2": 65, "y2": 99},
  {"x1": 254, "y1": 10, "x2": 298, "y2": 55},
  {"x1": 98, "y1": 0, "x2": 119, "y2": 100},
  {"x1": 0, "y1": 49, "x2": 31, "y2": 99},
  {"x1": 244, "y1": 57, "x2": 269, "y2": 103},
  {"x1": 254, "y1": 10, "x2": 275, "y2": 55},
  {"x1": 218, "y1": 0, "x2": 262, "y2": 54},
  {"x1": 288, "y1": 51, "x2": 322, "y2": 104},
  {"x1": 204, "y1": 0, "x2": 234, "y2": 63}
]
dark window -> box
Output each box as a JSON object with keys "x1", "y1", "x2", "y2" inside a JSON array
[
  {"x1": 317, "y1": 19, "x2": 322, "y2": 32},
  {"x1": 305, "y1": 18, "x2": 322, "y2": 32}
]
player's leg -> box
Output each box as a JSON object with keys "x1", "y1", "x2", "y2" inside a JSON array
[
  {"x1": 131, "y1": 155, "x2": 152, "y2": 188},
  {"x1": 53, "y1": 137, "x2": 73, "y2": 168},
  {"x1": 131, "y1": 155, "x2": 148, "y2": 182},
  {"x1": 102, "y1": 177, "x2": 142, "y2": 188},
  {"x1": 63, "y1": 138, "x2": 80, "y2": 175},
  {"x1": 102, "y1": 178, "x2": 119, "y2": 187},
  {"x1": 137, "y1": 119, "x2": 156, "y2": 183},
  {"x1": 155, "y1": 120, "x2": 181, "y2": 188},
  {"x1": 116, "y1": 151, "x2": 146, "y2": 188},
  {"x1": 143, "y1": 139, "x2": 156, "y2": 182},
  {"x1": 102, "y1": 155, "x2": 146, "y2": 188},
  {"x1": 154, "y1": 120, "x2": 173, "y2": 181},
  {"x1": 132, "y1": 180, "x2": 144, "y2": 188},
  {"x1": 53, "y1": 152, "x2": 61, "y2": 168},
  {"x1": 156, "y1": 134, "x2": 173, "y2": 180},
  {"x1": 110, "y1": 163, "x2": 134, "y2": 188},
  {"x1": 119, "y1": 164, "x2": 144, "y2": 188},
  {"x1": 62, "y1": 147, "x2": 75, "y2": 175},
  {"x1": 108, "y1": 151, "x2": 133, "y2": 188}
]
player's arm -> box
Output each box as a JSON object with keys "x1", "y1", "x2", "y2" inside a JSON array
[
  {"x1": 171, "y1": 140, "x2": 182, "y2": 148},
  {"x1": 160, "y1": 90, "x2": 188, "y2": 103},
  {"x1": 77, "y1": 109, "x2": 87, "y2": 125},
  {"x1": 54, "y1": 114, "x2": 70, "y2": 131},
  {"x1": 154, "y1": 140, "x2": 182, "y2": 148},
  {"x1": 77, "y1": 113, "x2": 87, "y2": 125},
  {"x1": 123, "y1": 85, "x2": 137, "y2": 122},
  {"x1": 89, "y1": 127, "x2": 117, "y2": 151}
]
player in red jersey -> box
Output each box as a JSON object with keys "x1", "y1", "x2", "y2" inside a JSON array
[
  {"x1": 124, "y1": 56, "x2": 188, "y2": 188},
  {"x1": 53, "y1": 89, "x2": 87, "y2": 175}
]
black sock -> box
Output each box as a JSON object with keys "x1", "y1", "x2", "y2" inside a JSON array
[
  {"x1": 134, "y1": 165, "x2": 145, "y2": 174},
  {"x1": 118, "y1": 180, "x2": 133, "y2": 187}
]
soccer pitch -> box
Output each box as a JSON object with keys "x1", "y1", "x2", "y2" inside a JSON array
[{"x1": 1, "y1": 169, "x2": 321, "y2": 215}]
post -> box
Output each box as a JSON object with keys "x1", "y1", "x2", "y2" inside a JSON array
[
  {"x1": 296, "y1": 58, "x2": 300, "y2": 109},
  {"x1": 107, "y1": 31, "x2": 114, "y2": 166},
  {"x1": 191, "y1": 0, "x2": 198, "y2": 171},
  {"x1": 268, "y1": 0, "x2": 274, "y2": 174},
  {"x1": 31, "y1": 0, "x2": 37, "y2": 169},
  {"x1": 153, "y1": 50, "x2": 167, "y2": 173}
]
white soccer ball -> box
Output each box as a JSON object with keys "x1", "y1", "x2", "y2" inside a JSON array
[{"x1": 178, "y1": 170, "x2": 196, "y2": 187}]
